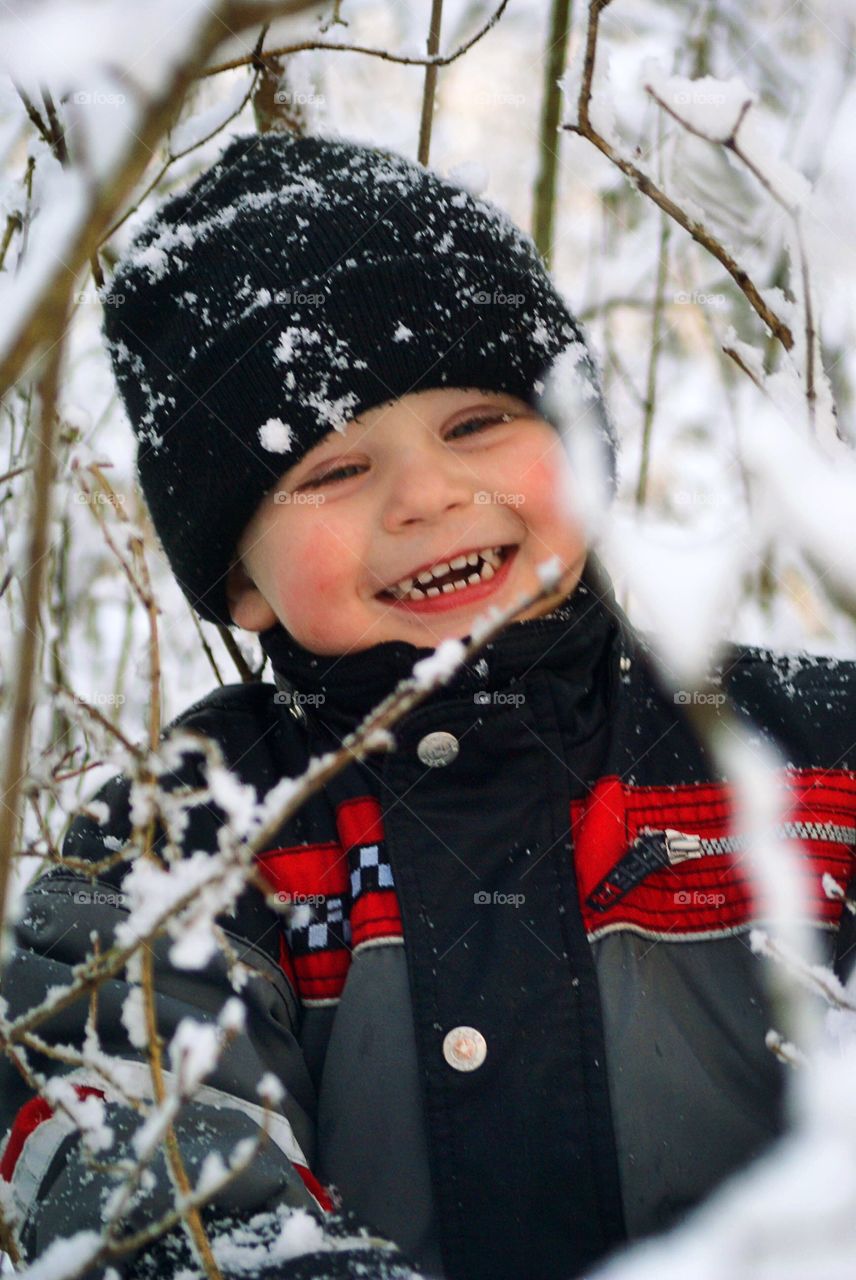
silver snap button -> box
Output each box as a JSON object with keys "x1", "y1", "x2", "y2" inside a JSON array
[
  {"x1": 417, "y1": 730, "x2": 459, "y2": 768},
  {"x1": 443, "y1": 1026, "x2": 487, "y2": 1072},
  {"x1": 619, "y1": 655, "x2": 631, "y2": 673}
]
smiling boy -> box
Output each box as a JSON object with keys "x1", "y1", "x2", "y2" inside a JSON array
[
  {"x1": 226, "y1": 386, "x2": 587, "y2": 653},
  {"x1": 3, "y1": 132, "x2": 856, "y2": 1280}
]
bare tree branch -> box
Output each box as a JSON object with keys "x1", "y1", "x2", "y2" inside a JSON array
[{"x1": 565, "y1": 0, "x2": 794, "y2": 351}]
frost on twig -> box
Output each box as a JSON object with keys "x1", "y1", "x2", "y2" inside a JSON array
[
  {"x1": 563, "y1": 0, "x2": 794, "y2": 352},
  {"x1": 750, "y1": 928, "x2": 856, "y2": 1015}
]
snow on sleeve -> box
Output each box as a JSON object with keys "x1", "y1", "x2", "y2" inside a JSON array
[
  {"x1": 257, "y1": 1072, "x2": 285, "y2": 1107},
  {"x1": 392, "y1": 322, "x2": 414, "y2": 342},
  {"x1": 169, "y1": 1017, "x2": 221, "y2": 1095},
  {"x1": 44, "y1": 1076, "x2": 113, "y2": 1153},
  {"x1": 18, "y1": 1231, "x2": 103, "y2": 1280},
  {"x1": 120, "y1": 985, "x2": 147, "y2": 1050}
]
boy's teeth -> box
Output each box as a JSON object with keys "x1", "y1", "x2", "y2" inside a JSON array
[{"x1": 386, "y1": 545, "x2": 507, "y2": 600}]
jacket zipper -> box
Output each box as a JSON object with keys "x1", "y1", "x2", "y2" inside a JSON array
[{"x1": 586, "y1": 821, "x2": 856, "y2": 912}]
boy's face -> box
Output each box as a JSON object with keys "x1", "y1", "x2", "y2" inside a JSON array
[{"x1": 226, "y1": 387, "x2": 587, "y2": 655}]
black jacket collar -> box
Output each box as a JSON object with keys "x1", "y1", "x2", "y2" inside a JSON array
[{"x1": 259, "y1": 553, "x2": 626, "y2": 739}]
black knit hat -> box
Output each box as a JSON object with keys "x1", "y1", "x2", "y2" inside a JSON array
[{"x1": 103, "y1": 131, "x2": 617, "y2": 628}]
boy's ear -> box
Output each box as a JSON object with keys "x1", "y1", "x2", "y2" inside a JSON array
[{"x1": 225, "y1": 558, "x2": 278, "y2": 633}]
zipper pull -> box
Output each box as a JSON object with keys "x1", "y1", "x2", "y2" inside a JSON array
[
  {"x1": 661, "y1": 828, "x2": 703, "y2": 865},
  {"x1": 586, "y1": 828, "x2": 702, "y2": 912}
]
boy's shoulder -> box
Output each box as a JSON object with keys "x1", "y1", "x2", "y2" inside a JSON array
[
  {"x1": 166, "y1": 677, "x2": 280, "y2": 730},
  {"x1": 714, "y1": 639, "x2": 856, "y2": 693},
  {"x1": 162, "y1": 677, "x2": 310, "y2": 784},
  {"x1": 164, "y1": 676, "x2": 305, "y2": 743},
  {"x1": 628, "y1": 627, "x2": 856, "y2": 768},
  {"x1": 62, "y1": 680, "x2": 313, "y2": 877},
  {"x1": 715, "y1": 640, "x2": 856, "y2": 769}
]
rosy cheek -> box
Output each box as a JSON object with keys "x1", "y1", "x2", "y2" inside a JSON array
[
  {"x1": 522, "y1": 454, "x2": 567, "y2": 522},
  {"x1": 278, "y1": 526, "x2": 350, "y2": 606}
]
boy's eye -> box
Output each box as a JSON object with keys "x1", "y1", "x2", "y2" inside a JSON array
[
  {"x1": 297, "y1": 412, "x2": 517, "y2": 488},
  {"x1": 300, "y1": 463, "x2": 366, "y2": 489},
  {"x1": 445, "y1": 412, "x2": 515, "y2": 440}
]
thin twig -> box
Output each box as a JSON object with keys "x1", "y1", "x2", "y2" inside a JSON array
[
  {"x1": 418, "y1": 0, "x2": 444, "y2": 166},
  {"x1": 141, "y1": 945, "x2": 223, "y2": 1280},
  {"x1": 645, "y1": 83, "x2": 816, "y2": 423},
  {"x1": 214, "y1": 621, "x2": 258, "y2": 683},
  {"x1": 0, "y1": 331, "x2": 65, "y2": 972},
  {"x1": 0, "y1": 0, "x2": 321, "y2": 402},
  {"x1": 635, "y1": 110, "x2": 671, "y2": 510},
  {"x1": 200, "y1": 0, "x2": 511, "y2": 79},
  {"x1": 565, "y1": 0, "x2": 793, "y2": 350},
  {"x1": 532, "y1": 0, "x2": 573, "y2": 265},
  {"x1": 102, "y1": 42, "x2": 265, "y2": 245}
]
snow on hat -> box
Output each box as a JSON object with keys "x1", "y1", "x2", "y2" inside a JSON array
[{"x1": 103, "y1": 130, "x2": 617, "y2": 628}]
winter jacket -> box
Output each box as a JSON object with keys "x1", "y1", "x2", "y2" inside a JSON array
[{"x1": 3, "y1": 556, "x2": 856, "y2": 1280}]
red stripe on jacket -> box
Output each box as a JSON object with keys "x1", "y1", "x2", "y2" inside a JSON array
[
  {"x1": 571, "y1": 769, "x2": 856, "y2": 935},
  {"x1": 0, "y1": 1086, "x2": 104, "y2": 1181}
]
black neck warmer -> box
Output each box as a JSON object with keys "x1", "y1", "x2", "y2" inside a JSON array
[{"x1": 257, "y1": 554, "x2": 625, "y2": 746}]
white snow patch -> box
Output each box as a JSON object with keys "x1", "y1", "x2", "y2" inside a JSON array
[
  {"x1": 412, "y1": 638, "x2": 467, "y2": 688},
  {"x1": 258, "y1": 418, "x2": 294, "y2": 454}
]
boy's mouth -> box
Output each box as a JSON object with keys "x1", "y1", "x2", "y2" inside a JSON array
[{"x1": 376, "y1": 544, "x2": 516, "y2": 610}]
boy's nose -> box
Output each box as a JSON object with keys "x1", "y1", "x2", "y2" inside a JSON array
[{"x1": 381, "y1": 448, "x2": 476, "y2": 530}]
